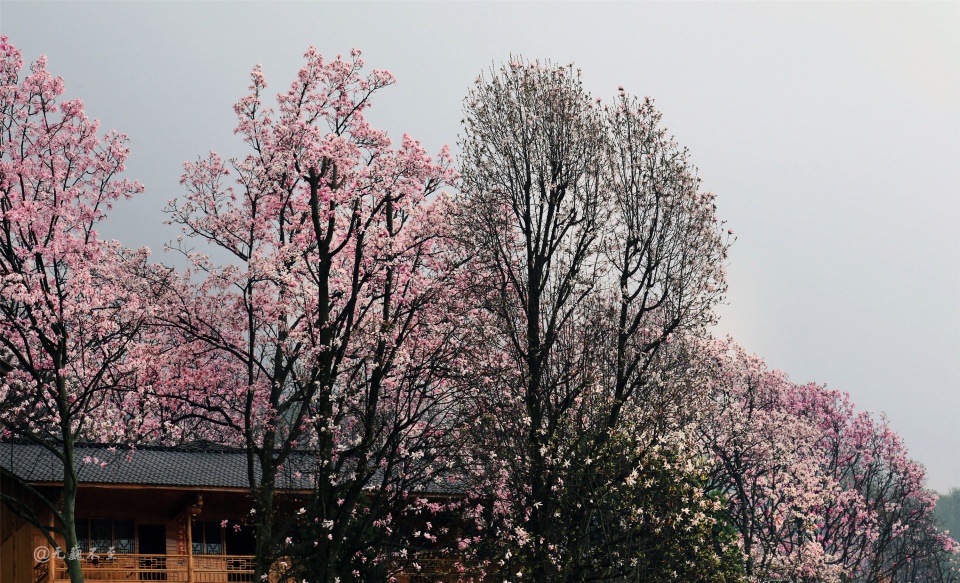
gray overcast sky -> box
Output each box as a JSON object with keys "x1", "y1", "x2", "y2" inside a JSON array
[{"x1": 3, "y1": 2, "x2": 958, "y2": 491}]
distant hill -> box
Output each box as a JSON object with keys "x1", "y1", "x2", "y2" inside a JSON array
[{"x1": 938, "y1": 488, "x2": 960, "y2": 539}]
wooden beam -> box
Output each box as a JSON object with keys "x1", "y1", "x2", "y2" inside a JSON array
[{"x1": 25, "y1": 482, "x2": 313, "y2": 495}]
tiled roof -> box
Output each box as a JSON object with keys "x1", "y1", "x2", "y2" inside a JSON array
[
  {"x1": 0, "y1": 441, "x2": 315, "y2": 490},
  {"x1": 0, "y1": 441, "x2": 464, "y2": 494}
]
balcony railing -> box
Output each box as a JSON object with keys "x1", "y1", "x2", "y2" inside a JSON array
[
  {"x1": 45, "y1": 554, "x2": 255, "y2": 583},
  {"x1": 36, "y1": 552, "x2": 475, "y2": 583}
]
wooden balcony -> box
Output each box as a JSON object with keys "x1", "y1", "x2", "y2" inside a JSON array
[
  {"x1": 37, "y1": 553, "x2": 475, "y2": 583},
  {"x1": 42, "y1": 554, "x2": 255, "y2": 583}
]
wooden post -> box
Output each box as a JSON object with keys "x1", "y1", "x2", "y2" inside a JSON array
[
  {"x1": 186, "y1": 513, "x2": 194, "y2": 583},
  {"x1": 47, "y1": 509, "x2": 55, "y2": 583}
]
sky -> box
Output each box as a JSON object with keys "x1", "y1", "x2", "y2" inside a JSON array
[{"x1": 2, "y1": 2, "x2": 957, "y2": 492}]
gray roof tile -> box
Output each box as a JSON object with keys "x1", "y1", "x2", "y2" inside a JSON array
[
  {"x1": 0, "y1": 442, "x2": 315, "y2": 490},
  {"x1": 0, "y1": 442, "x2": 464, "y2": 495}
]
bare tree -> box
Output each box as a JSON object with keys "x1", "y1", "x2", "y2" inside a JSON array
[{"x1": 455, "y1": 59, "x2": 731, "y2": 580}]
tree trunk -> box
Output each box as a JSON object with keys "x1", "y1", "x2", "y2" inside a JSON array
[
  {"x1": 62, "y1": 433, "x2": 84, "y2": 583},
  {"x1": 252, "y1": 478, "x2": 276, "y2": 583}
]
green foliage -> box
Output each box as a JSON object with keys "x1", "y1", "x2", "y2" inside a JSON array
[
  {"x1": 545, "y1": 435, "x2": 747, "y2": 582},
  {"x1": 281, "y1": 492, "x2": 406, "y2": 582},
  {"x1": 598, "y1": 450, "x2": 746, "y2": 583}
]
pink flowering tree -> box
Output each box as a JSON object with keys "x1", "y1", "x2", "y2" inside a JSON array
[
  {"x1": 784, "y1": 382, "x2": 960, "y2": 582},
  {"x1": 699, "y1": 340, "x2": 848, "y2": 581},
  {"x1": 454, "y1": 58, "x2": 733, "y2": 580},
  {"x1": 0, "y1": 37, "x2": 168, "y2": 583},
  {"x1": 700, "y1": 339, "x2": 959, "y2": 583},
  {"x1": 159, "y1": 48, "x2": 465, "y2": 582}
]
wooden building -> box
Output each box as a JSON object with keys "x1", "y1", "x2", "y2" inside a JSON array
[{"x1": 0, "y1": 441, "x2": 312, "y2": 583}]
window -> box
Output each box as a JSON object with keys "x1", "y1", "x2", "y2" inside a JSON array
[
  {"x1": 191, "y1": 521, "x2": 223, "y2": 555},
  {"x1": 75, "y1": 519, "x2": 135, "y2": 554},
  {"x1": 224, "y1": 524, "x2": 255, "y2": 555},
  {"x1": 191, "y1": 521, "x2": 255, "y2": 556}
]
